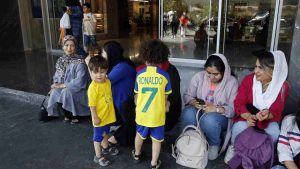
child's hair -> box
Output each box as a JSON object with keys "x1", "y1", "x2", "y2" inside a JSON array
[
  {"x1": 83, "y1": 2, "x2": 91, "y2": 9},
  {"x1": 88, "y1": 56, "x2": 108, "y2": 72},
  {"x1": 139, "y1": 39, "x2": 170, "y2": 64}
]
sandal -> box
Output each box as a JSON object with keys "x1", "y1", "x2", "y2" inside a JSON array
[
  {"x1": 151, "y1": 160, "x2": 161, "y2": 169},
  {"x1": 101, "y1": 143, "x2": 119, "y2": 156},
  {"x1": 63, "y1": 117, "x2": 70, "y2": 122},
  {"x1": 70, "y1": 119, "x2": 79, "y2": 124},
  {"x1": 132, "y1": 150, "x2": 142, "y2": 163},
  {"x1": 93, "y1": 155, "x2": 111, "y2": 167}
]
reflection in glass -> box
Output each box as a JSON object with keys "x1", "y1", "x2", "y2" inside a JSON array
[
  {"x1": 222, "y1": 0, "x2": 275, "y2": 68},
  {"x1": 162, "y1": 0, "x2": 217, "y2": 59},
  {"x1": 47, "y1": 0, "x2": 66, "y2": 50},
  {"x1": 87, "y1": 0, "x2": 106, "y2": 33},
  {"x1": 277, "y1": 1, "x2": 298, "y2": 62}
]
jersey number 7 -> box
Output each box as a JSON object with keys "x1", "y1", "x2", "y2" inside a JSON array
[{"x1": 141, "y1": 87, "x2": 158, "y2": 112}]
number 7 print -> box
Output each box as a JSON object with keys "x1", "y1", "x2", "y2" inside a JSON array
[{"x1": 141, "y1": 87, "x2": 158, "y2": 112}]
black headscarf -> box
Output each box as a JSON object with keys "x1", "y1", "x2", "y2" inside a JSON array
[{"x1": 103, "y1": 41, "x2": 125, "y2": 73}]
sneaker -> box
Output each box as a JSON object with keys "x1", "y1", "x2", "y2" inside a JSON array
[
  {"x1": 93, "y1": 155, "x2": 111, "y2": 167},
  {"x1": 208, "y1": 145, "x2": 220, "y2": 160},
  {"x1": 151, "y1": 160, "x2": 162, "y2": 169},
  {"x1": 132, "y1": 150, "x2": 142, "y2": 163},
  {"x1": 224, "y1": 145, "x2": 235, "y2": 164}
]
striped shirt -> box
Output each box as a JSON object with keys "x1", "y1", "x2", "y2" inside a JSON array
[{"x1": 277, "y1": 115, "x2": 300, "y2": 163}]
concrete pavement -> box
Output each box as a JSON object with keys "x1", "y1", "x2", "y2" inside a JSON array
[{"x1": 0, "y1": 87, "x2": 228, "y2": 169}]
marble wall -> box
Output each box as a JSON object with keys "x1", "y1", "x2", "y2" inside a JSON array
[
  {"x1": 0, "y1": 0, "x2": 24, "y2": 53},
  {"x1": 285, "y1": 3, "x2": 300, "y2": 113}
]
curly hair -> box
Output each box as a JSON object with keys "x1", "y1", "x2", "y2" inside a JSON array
[{"x1": 138, "y1": 39, "x2": 170, "y2": 65}]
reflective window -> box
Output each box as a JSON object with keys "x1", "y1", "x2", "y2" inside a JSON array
[
  {"x1": 222, "y1": 0, "x2": 276, "y2": 68},
  {"x1": 162, "y1": 0, "x2": 218, "y2": 60},
  {"x1": 277, "y1": 1, "x2": 298, "y2": 61}
]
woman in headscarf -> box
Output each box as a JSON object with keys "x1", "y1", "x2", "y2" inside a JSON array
[
  {"x1": 47, "y1": 35, "x2": 90, "y2": 124},
  {"x1": 180, "y1": 54, "x2": 238, "y2": 160},
  {"x1": 225, "y1": 51, "x2": 289, "y2": 163},
  {"x1": 101, "y1": 41, "x2": 136, "y2": 123}
]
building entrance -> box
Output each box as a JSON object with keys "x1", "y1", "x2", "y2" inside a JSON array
[{"x1": 159, "y1": 0, "x2": 298, "y2": 68}]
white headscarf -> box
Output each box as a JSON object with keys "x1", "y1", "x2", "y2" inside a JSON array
[{"x1": 253, "y1": 50, "x2": 288, "y2": 110}]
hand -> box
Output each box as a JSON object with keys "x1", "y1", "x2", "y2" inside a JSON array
[
  {"x1": 51, "y1": 83, "x2": 65, "y2": 89},
  {"x1": 93, "y1": 117, "x2": 101, "y2": 126},
  {"x1": 189, "y1": 99, "x2": 205, "y2": 109},
  {"x1": 203, "y1": 102, "x2": 215, "y2": 113},
  {"x1": 256, "y1": 109, "x2": 269, "y2": 121},
  {"x1": 247, "y1": 114, "x2": 257, "y2": 127},
  {"x1": 165, "y1": 101, "x2": 170, "y2": 113}
]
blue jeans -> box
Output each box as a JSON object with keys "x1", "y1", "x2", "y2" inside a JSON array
[
  {"x1": 271, "y1": 165, "x2": 286, "y2": 169},
  {"x1": 83, "y1": 35, "x2": 97, "y2": 48},
  {"x1": 74, "y1": 35, "x2": 86, "y2": 56},
  {"x1": 231, "y1": 121, "x2": 280, "y2": 144},
  {"x1": 179, "y1": 106, "x2": 228, "y2": 146}
]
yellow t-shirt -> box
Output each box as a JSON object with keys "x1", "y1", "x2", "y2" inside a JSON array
[
  {"x1": 134, "y1": 66, "x2": 172, "y2": 127},
  {"x1": 88, "y1": 79, "x2": 116, "y2": 127}
]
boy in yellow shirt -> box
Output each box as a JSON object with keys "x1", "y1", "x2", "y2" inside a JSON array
[
  {"x1": 133, "y1": 40, "x2": 172, "y2": 169},
  {"x1": 87, "y1": 56, "x2": 118, "y2": 167}
]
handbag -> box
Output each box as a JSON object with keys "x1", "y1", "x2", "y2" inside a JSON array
[{"x1": 38, "y1": 94, "x2": 50, "y2": 122}]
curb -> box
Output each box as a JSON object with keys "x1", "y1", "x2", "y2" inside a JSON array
[{"x1": 0, "y1": 87, "x2": 45, "y2": 106}]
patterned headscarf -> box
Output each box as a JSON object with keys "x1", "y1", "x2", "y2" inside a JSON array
[
  {"x1": 56, "y1": 35, "x2": 84, "y2": 78},
  {"x1": 62, "y1": 35, "x2": 77, "y2": 49}
]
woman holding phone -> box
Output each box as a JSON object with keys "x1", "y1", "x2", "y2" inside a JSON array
[{"x1": 180, "y1": 54, "x2": 238, "y2": 160}]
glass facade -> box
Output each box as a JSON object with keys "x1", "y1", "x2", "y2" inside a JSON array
[
  {"x1": 159, "y1": 0, "x2": 299, "y2": 66},
  {"x1": 44, "y1": 0, "x2": 107, "y2": 51}
]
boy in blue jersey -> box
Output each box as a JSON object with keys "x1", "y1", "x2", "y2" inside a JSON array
[{"x1": 132, "y1": 40, "x2": 172, "y2": 169}]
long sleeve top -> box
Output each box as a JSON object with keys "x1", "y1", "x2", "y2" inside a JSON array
[
  {"x1": 233, "y1": 73, "x2": 289, "y2": 129},
  {"x1": 108, "y1": 62, "x2": 136, "y2": 121},
  {"x1": 183, "y1": 71, "x2": 238, "y2": 118},
  {"x1": 277, "y1": 115, "x2": 300, "y2": 163}
]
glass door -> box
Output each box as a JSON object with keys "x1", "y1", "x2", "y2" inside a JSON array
[
  {"x1": 221, "y1": 0, "x2": 277, "y2": 67},
  {"x1": 41, "y1": 0, "x2": 66, "y2": 52},
  {"x1": 46, "y1": 0, "x2": 66, "y2": 51},
  {"x1": 160, "y1": 0, "x2": 219, "y2": 60},
  {"x1": 277, "y1": 0, "x2": 299, "y2": 61}
]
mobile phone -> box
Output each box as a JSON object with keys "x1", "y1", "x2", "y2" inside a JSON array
[{"x1": 195, "y1": 98, "x2": 205, "y2": 105}]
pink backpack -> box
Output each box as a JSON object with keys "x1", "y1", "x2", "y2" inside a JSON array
[{"x1": 228, "y1": 127, "x2": 274, "y2": 169}]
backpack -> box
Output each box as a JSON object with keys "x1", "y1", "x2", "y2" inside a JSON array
[
  {"x1": 228, "y1": 127, "x2": 274, "y2": 169},
  {"x1": 172, "y1": 110, "x2": 208, "y2": 169}
]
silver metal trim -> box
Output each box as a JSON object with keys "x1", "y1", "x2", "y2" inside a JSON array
[
  {"x1": 271, "y1": 0, "x2": 280, "y2": 50},
  {"x1": 274, "y1": 0, "x2": 283, "y2": 50},
  {"x1": 41, "y1": 0, "x2": 52, "y2": 52},
  {"x1": 207, "y1": 0, "x2": 212, "y2": 58},
  {"x1": 216, "y1": 0, "x2": 222, "y2": 53},
  {"x1": 222, "y1": 0, "x2": 228, "y2": 53}
]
